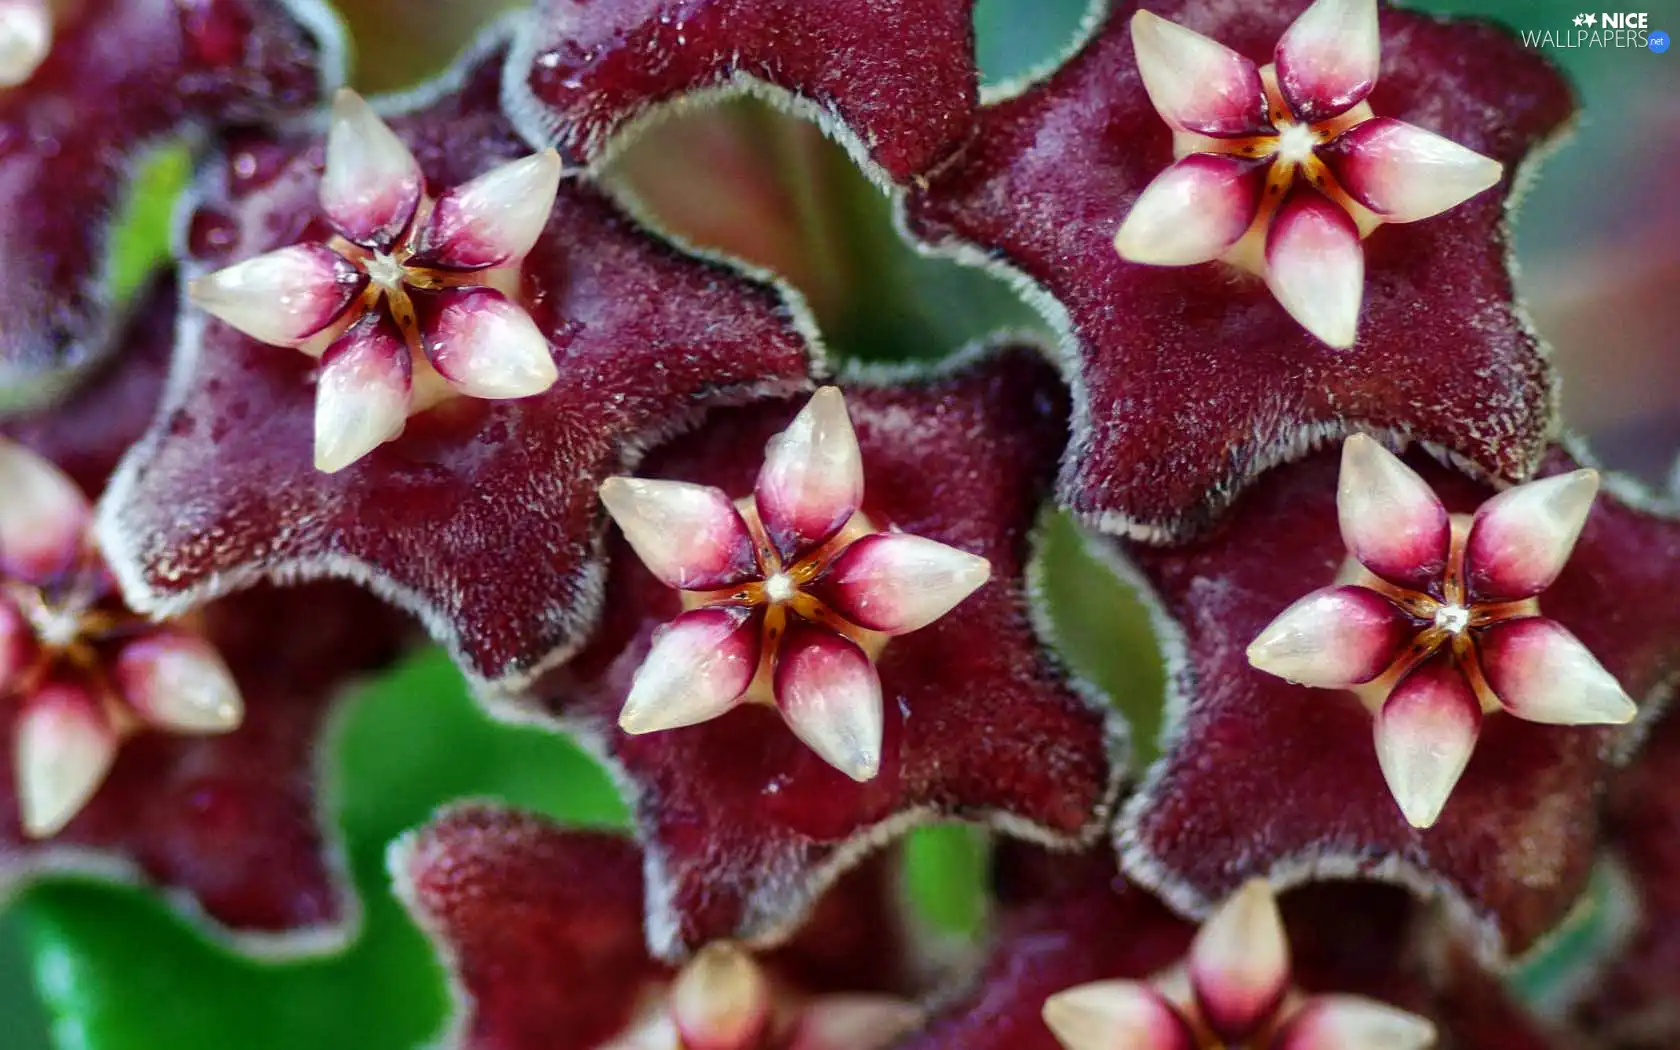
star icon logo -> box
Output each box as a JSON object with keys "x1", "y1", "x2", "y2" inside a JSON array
[
  {"x1": 1585, "y1": 12, "x2": 1599, "y2": 25},
  {"x1": 1574, "y1": 13, "x2": 1586, "y2": 23}
]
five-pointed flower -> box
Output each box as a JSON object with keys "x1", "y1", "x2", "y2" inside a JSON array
[
  {"x1": 1043, "y1": 879, "x2": 1436, "y2": 1050},
  {"x1": 603, "y1": 940, "x2": 921, "y2": 1050},
  {"x1": 188, "y1": 88, "x2": 564, "y2": 473},
  {"x1": 1247, "y1": 434, "x2": 1636, "y2": 829},
  {"x1": 1114, "y1": 0, "x2": 1504, "y2": 347},
  {"x1": 598, "y1": 386, "x2": 992, "y2": 782},
  {"x1": 0, "y1": 439, "x2": 244, "y2": 837}
]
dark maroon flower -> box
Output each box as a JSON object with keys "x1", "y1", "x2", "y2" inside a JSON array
[
  {"x1": 0, "y1": 0, "x2": 339, "y2": 405},
  {"x1": 0, "y1": 283, "x2": 408, "y2": 942},
  {"x1": 507, "y1": 0, "x2": 976, "y2": 181},
  {"x1": 392, "y1": 804, "x2": 925, "y2": 1050},
  {"x1": 1108, "y1": 445, "x2": 1680, "y2": 959},
  {"x1": 902, "y1": 0, "x2": 1571, "y2": 541},
  {"x1": 95, "y1": 30, "x2": 817, "y2": 689},
  {"x1": 528, "y1": 346, "x2": 1122, "y2": 953}
]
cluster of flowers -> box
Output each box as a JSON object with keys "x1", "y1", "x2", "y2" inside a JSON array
[{"x1": 0, "y1": 0, "x2": 1675, "y2": 1047}]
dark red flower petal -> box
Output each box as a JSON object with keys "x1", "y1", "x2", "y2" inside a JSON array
[
  {"x1": 391, "y1": 804, "x2": 920, "y2": 1050},
  {"x1": 526, "y1": 347, "x2": 1123, "y2": 954},
  {"x1": 96, "y1": 34, "x2": 816, "y2": 689},
  {"x1": 0, "y1": 0, "x2": 338, "y2": 406},
  {"x1": 1574, "y1": 708, "x2": 1680, "y2": 1048},
  {"x1": 902, "y1": 0, "x2": 1572, "y2": 541},
  {"x1": 507, "y1": 0, "x2": 976, "y2": 182},
  {"x1": 1112, "y1": 446, "x2": 1680, "y2": 960}
]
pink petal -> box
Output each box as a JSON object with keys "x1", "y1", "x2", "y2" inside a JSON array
[
  {"x1": 1274, "y1": 0, "x2": 1382, "y2": 123},
  {"x1": 1264, "y1": 185, "x2": 1364, "y2": 348},
  {"x1": 619, "y1": 606, "x2": 762, "y2": 734},
  {"x1": 187, "y1": 243, "x2": 367, "y2": 347},
  {"x1": 1042, "y1": 980, "x2": 1196, "y2": 1050},
  {"x1": 1464, "y1": 469, "x2": 1599, "y2": 602},
  {"x1": 313, "y1": 313, "x2": 412, "y2": 474},
  {"x1": 755, "y1": 386, "x2": 864, "y2": 562},
  {"x1": 407, "y1": 150, "x2": 564, "y2": 271},
  {"x1": 14, "y1": 679, "x2": 118, "y2": 838},
  {"x1": 415, "y1": 286, "x2": 558, "y2": 399},
  {"x1": 773, "y1": 621, "x2": 884, "y2": 782},
  {"x1": 1247, "y1": 584, "x2": 1413, "y2": 688},
  {"x1": 112, "y1": 630, "x2": 245, "y2": 733},
  {"x1": 320, "y1": 88, "x2": 424, "y2": 250},
  {"x1": 0, "y1": 0, "x2": 50, "y2": 88},
  {"x1": 671, "y1": 942, "x2": 772, "y2": 1050},
  {"x1": 1271, "y1": 995, "x2": 1437, "y2": 1050},
  {"x1": 0, "y1": 437, "x2": 90, "y2": 579},
  {"x1": 788, "y1": 996, "x2": 924, "y2": 1050},
  {"x1": 815, "y1": 532, "x2": 990, "y2": 635},
  {"x1": 1129, "y1": 10, "x2": 1271, "y2": 138},
  {"x1": 1336, "y1": 434, "x2": 1450, "y2": 593},
  {"x1": 1114, "y1": 153, "x2": 1270, "y2": 266},
  {"x1": 1375, "y1": 656, "x2": 1482, "y2": 829},
  {"x1": 1478, "y1": 617, "x2": 1635, "y2": 726},
  {"x1": 1319, "y1": 117, "x2": 1504, "y2": 223},
  {"x1": 1189, "y1": 879, "x2": 1291, "y2": 1041},
  {"x1": 598, "y1": 477, "x2": 759, "y2": 590}
]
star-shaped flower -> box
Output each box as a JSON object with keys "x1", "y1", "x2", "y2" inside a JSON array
[
  {"x1": 1115, "y1": 0, "x2": 1503, "y2": 347},
  {"x1": 1110, "y1": 444, "x2": 1680, "y2": 959},
  {"x1": 393, "y1": 805, "x2": 925, "y2": 1050},
  {"x1": 1044, "y1": 880, "x2": 1435, "y2": 1050},
  {"x1": 0, "y1": 437, "x2": 246, "y2": 836},
  {"x1": 189, "y1": 88, "x2": 564, "y2": 473},
  {"x1": 599, "y1": 387, "x2": 992, "y2": 781},
  {"x1": 1247, "y1": 434, "x2": 1635, "y2": 828},
  {"x1": 903, "y1": 0, "x2": 1570, "y2": 540},
  {"x1": 526, "y1": 347, "x2": 1120, "y2": 953},
  {"x1": 95, "y1": 31, "x2": 816, "y2": 690},
  {"x1": 0, "y1": 0, "x2": 337, "y2": 406}
]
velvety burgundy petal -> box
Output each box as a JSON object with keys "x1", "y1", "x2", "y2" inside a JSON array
[
  {"x1": 1114, "y1": 446, "x2": 1680, "y2": 960},
  {"x1": 0, "y1": 582, "x2": 408, "y2": 944},
  {"x1": 0, "y1": 0, "x2": 338, "y2": 403},
  {"x1": 1574, "y1": 709, "x2": 1680, "y2": 1047},
  {"x1": 531, "y1": 347, "x2": 1121, "y2": 953},
  {"x1": 508, "y1": 0, "x2": 976, "y2": 182},
  {"x1": 97, "y1": 35, "x2": 815, "y2": 688},
  {"x1": 392, "y1": 805, "x2": 918, "y2": 1050},
  {"x1": 903, "y1": 0, "x2": 1572, "y2": 540}
]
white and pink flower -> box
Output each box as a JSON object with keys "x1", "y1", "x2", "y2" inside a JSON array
[
  {"x1": 0, "y1": 439, "x2": 245, "y2": 837},
  {"x1": 598, "y1": 387, "x2": 992, "y2": 781},
  {"x1": 1044, "y1": 880, "x2": 1436, "y2": 1050},
  {"x1": 188, "y1": 89, "x2": 563, "y2": 473},
  {"x1": 1247, "y1": 434, "x2": 1635, "y2": 828},
  {"x1": 1114, "y1": 0, "x2": 1504, "y2": 347},
  {"x1": 601, "y1": 940, "x2": 920, "y2": 1050}
]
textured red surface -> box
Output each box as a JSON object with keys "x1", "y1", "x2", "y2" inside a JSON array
[
  {"x1": 905, "y1": 0, "x2": 1573, "y2": 540},
  {"x1": 395, "y1": 805, "x2": 919, "y2": 1050},
  {"x1": 535, "y1": 347, "x2": 1118, "y2": 952},
  {"x1": 513, "y1": 0, "x2": 976, "y2": 181},
  {"x1": 1117, "y1": 447, "x2": 1680, "y2": 958},
  {"x1": 99, "y1": 42, "x2": 816, "y2": 686},
  {"x1": 0, "y1": 285, "x2": 409, "y2": 936},
  {"x1": 0, "y1": 0, "x2": 331, "y2": 391}
]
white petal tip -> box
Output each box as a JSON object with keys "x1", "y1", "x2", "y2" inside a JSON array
[
  {"x1": 1266, "y1": 194, "x2": 1364, "y2": 349},
  {"x1": 16, "y1": 696, "x2": 117, "y2": 839},
  {"x1": 118, "y1": 636, "x2": 245, "y2": 733},
  {"x1": 0, "y1": 1, "x2": 50, "y2": 88},
  {"x1": 1043, "y1": 981, "x2": 1189, "y2": 1050},
  {"x1": 673, "y1": 942, "x2": 771, "y2": 1049}
]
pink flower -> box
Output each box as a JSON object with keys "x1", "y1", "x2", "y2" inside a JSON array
[
  {"x1": 0, "y1": 439, "x2": 243, "y2": 837},
  {"x1": 1114, "y1": 0, "x2": 1503, "y2": 347},
  {"x1": 188, "y1": 89, "x2": 563, "y2": 473},
  {"x1": 1043, "y1": 880, "x2": 1435, "y2": 1050},
  {"x1": 598, "y1": 386, "x2": 992, "y2": 781},
  {"x1": 1247, "y1": 434, "x2": 1635, "y2": 828}
]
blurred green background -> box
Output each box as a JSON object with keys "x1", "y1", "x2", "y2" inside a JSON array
[{"x1": 1, "y1": 0, "x2": 1673, "y2": 1045}]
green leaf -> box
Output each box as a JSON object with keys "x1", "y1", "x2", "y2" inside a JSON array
[
  {"x1": 902, "y1": 824, "x2": 991, "y2": 938},
  {"x1": 16, "y1": 647, "x2": 627, "y2": 1050},
  {"x1": 1030, "y1": 509, "x2": 1167, "y2": 767},
  {"x1": 102, "y1": 143, "x2": 193, "y2": 306}
]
